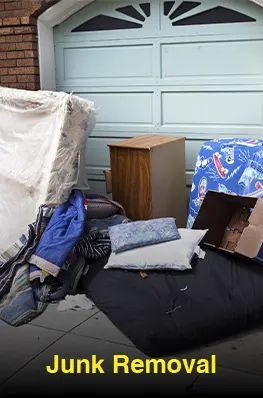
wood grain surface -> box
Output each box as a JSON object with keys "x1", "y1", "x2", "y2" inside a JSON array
[{"x1": 110, "y1": 147, "x2": 152, "y2": 220}]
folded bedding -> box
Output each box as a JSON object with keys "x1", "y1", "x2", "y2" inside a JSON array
[{"x1": 81, "y1": 249, "x2": 263, "y2": 356}]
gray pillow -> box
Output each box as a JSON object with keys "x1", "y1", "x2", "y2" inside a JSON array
[{"x1": 109, "y1": 217, "x2": 180, "y2": 253}]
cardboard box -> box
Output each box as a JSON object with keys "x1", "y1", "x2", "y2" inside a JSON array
[{"x1": 193, "y1": 191, "x2": 263, "y2": 263}]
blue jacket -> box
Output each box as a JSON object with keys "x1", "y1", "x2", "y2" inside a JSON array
[{"x1": 29, "y1": 190, "x2": 86, "y2": 280}]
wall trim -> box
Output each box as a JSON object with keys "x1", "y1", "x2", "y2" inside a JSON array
[{"x1": 38, "y1": 0, "x2": 95, "y2": 90}]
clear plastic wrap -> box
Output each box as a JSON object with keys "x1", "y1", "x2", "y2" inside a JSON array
[{"x1": 0, "y1": 87, "x2": 95, "y2": 253}]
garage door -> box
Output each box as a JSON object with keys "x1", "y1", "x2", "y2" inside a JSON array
[{"x1": 54, "y1": 0, "x2": 263, "y2": 195}]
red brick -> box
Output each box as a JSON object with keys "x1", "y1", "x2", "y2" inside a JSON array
[
  {"x1": 13, "y1": 82, "x2": 27, "y2": 88},
  {"x1": 22, "y1": 0, "x2": 36, "y2": 6},
  {"x1": 22, "y1": 33, "x2": 37, "y2": 42},
  {"x1": 0, "y1": 0, "x2": 60, "y2": 91},
  {"x1": 0, "y1": 42, "x2": 16, "y2": 51},
  {"x1": 8, "y1": 66, "x2": 39, "y2": 75},
  {"x1": 16, "y1": 41, "x2": 37, "y2": 50},
  {"x1": 0, "y1": 27, "x2": 14, "y2": 35},
  {"x1": 18, "y1": 83, "x2": 30, "y2": 89},
  {"x1": 17, "y1": 74, "x2": 39, "y2": 82},
  {"x1": 6, "y1": 50, "x2": 24, "y2": 58},
  {"x1": 0, "y1": 10, "x2": 28, "y2": 18},
  {"x1": 0, "y1": 74, "x2": 17, "y2": 83},
  {"x1": 14, "y1": 25, "x2": 37, "y2": 34},
  {"x1": 20, "y1": 83, "x2": 31, "y2": 88},
  {"x1": 0, "y1": 68, "x2": 8, "y2": 75},
  {"x1": 3, "y1": 17, "x2": 20, "y2": 26},
  {"x1": 24, "y1": 49, "x2": 37, "y2": 58},
  {"x1": 4, "y1": 2, "x2": 23, "y2": 11},
  {"x1": 4, "y1": 34, "x2": 23, "y2": 42},
  {"x1": 17, "y1": 57, "x2": 38, "y2": 66},
  {"x1": 0, "y1": 59, "x2": 16, "y2": 67},
  {"x1": 20, "y1": 16, "x2": 36, "y2": 25},
  {"x1": 21, "y1": 0, "x2": 35, "y2": 8},
  {"x1": 20, "y1": 16, "x2": 29, "y2": 24},
  {"x1": 26, "y1": 81, "x2": 40, "y2": 90},
  {"x1": 1, "y1": 82, "x2": 25, "y2": 89}
]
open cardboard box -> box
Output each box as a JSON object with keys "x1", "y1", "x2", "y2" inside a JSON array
[{"x1": 193, "y1": 191, "x2": 263, "y2": 264}]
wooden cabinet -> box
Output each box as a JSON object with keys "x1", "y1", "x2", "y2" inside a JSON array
[{"x1": 108, "y1": 135, "x2": 187, "y2": 227}]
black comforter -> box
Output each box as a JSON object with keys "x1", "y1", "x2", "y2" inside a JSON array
[{"x1": 81, "y1": 249, "x2": 263, "y2": 356}]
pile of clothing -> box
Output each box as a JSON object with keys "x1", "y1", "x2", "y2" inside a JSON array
[{"x1": 0, "y1": 191, "x2": 128, "y2": 326}]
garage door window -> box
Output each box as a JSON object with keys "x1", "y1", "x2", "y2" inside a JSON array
[
  {"x1": 72, "y1": 1, "x2": 257, "y2": 33},
  {"x1": 72, "y1": 2, "x2": 151, "y2": 32}
]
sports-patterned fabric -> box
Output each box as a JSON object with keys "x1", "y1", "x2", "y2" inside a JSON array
[{"x1": 187, "y1": 138, "x2": 263, "y2": 228}]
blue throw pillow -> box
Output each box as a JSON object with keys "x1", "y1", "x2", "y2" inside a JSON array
[{"x1": 109, "y1": 217, "x2": 180, "y2": 253}]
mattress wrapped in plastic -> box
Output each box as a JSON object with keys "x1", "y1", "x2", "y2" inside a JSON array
[{"x1": 0, "y1": 87, "x2": 95, "y2": 254}]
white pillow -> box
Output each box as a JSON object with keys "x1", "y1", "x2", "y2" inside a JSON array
[{"x1": 104, "y1": 228, "x2": 208, "y2": 271}]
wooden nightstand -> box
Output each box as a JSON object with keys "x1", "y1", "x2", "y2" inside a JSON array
[{"x1": 108, "y1": 135, "x2": 187, "y2": 227}]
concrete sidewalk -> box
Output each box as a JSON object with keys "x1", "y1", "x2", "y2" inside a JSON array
[{"x1": 1, "y1": 304, "x2": 263, "y2": 396}]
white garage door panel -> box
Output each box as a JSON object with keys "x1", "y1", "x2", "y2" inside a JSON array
[
  {"x1": 54, "y1": 0, "x2": 263, "y2": 194},
  {"x1": 161, "y1": 40, "x2": 263, "y2": 78},
  {"x1": 81, "y1": 92, "x2": 154, "y2": 125},
  {"x1": 64, "y1": 44, "x2": 153, "y2": 80},
  {"x1": 86, "y1": 138, "x2": 116, "y2": 169},
  {"x1": 162, "y1": 92, "x2": 263, "y2": 126},
  {"x1": 88, "y1": 180, "x2": 109, "y2": 196}
]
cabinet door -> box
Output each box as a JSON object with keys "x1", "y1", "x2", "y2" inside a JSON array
[{"x1": 110, "y1": 147, "x2": 152, "y2": 220}]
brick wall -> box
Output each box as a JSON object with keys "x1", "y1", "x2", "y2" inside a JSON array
[{"x1": 0, "y1": 0, "x2": 60, "y2": 90}]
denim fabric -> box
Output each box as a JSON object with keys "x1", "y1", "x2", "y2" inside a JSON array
[
  {"x1": 109, "y1": 218, "x2": 180, "y2": 253},
  {"x1": 0, "y1": 256, "x2": 86, "y2": 326},
  {"x1": 33, "y1": 256, "x2": 86, "y2": 302},
  {"x1": 0, "y1": 264, "x2": 50, "y2": 327},
  {"x1": 0, "y1": 289, "x2": 48, "y2": 327}
]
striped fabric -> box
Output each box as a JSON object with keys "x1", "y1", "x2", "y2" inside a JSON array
[
  {"x1": 0, "y1": 206, "x2": 53, "y2": 299},
  {"x1": 75, "y1": 230, "x2": 111, "y2": 261},
  {"x1": 0, "y1": 233, "x2": 28, "y2": 264},
  {"x1": 75, "y1": 215, "x2": 129, "y2": 261}
]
